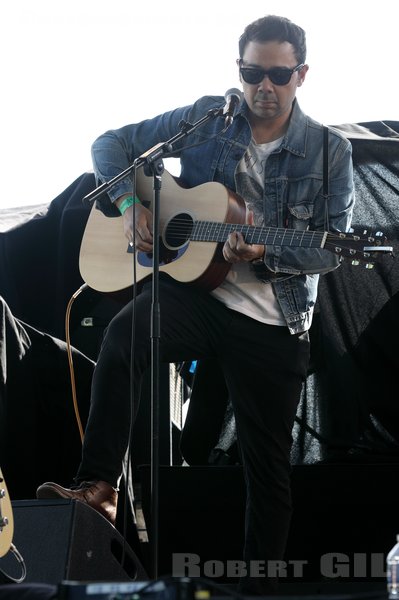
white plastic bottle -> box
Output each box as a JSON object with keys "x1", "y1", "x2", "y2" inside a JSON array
[{"x1": 387, "y1": 534, "x2": 399, "y2": 599}]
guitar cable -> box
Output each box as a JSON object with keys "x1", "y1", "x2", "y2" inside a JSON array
[
  {"x1": 65, "y1": 282, "x2": 89, "y2": 444},
  {"x1": 0, "y1": 543, "x2": 27, "y2": 583}
]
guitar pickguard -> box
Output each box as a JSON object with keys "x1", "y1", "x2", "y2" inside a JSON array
[{"x1": 134, "y1": 242, "x2": 188, "y2": 268}]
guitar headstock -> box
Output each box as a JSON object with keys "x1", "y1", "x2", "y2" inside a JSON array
[{"x1": 325, "y1": 229, "x2": 394, "y2": 268}]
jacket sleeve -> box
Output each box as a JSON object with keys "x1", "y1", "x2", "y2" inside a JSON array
[{"x1": 90, "y1": 105, "x2": 193, "y2": 216}]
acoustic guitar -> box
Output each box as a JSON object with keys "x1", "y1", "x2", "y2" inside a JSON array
[{"x1": 79, "y1": 169, "x2": 393, "y2": 293}]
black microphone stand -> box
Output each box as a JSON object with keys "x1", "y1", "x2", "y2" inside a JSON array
[{"x1": 84, "y1": 106, "x2": 226, "y2": 581}]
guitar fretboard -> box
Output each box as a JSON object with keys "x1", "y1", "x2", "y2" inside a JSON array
[{"x1": 192, "y1": 221, "x2": 327, "y2": 248}]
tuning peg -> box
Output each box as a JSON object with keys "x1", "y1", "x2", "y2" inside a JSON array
[
  {"x1": 350, "y1": 259, "x2": 360, "y2": 266},
  {"x1": 365, "y1": 263, "x2": 374, "y2": 269}
]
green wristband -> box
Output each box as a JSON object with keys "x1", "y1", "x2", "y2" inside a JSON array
[{"x1": 118, "y1": 195, "x2": 141, "y2": 215}]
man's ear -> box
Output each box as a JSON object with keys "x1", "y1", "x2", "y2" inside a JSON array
[
  {"x1": 297, "y1": 64, "x2": 309, "y2": 87},
  {"x1": 237, "y1": 58, "x2": 243, "y2": 83}
]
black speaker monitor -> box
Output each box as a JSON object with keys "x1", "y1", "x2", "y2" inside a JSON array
[{"x1": 0, "y1": 499, "x2": 147, "y2": 584}]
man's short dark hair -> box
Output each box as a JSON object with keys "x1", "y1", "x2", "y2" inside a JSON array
[{"x1": 239, "y1": 15, "x2": 307, "y2": 64}]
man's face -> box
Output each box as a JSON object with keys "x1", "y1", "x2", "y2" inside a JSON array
[{"x1": 239, "y1": 40, "x2": 308, "y2": 124}]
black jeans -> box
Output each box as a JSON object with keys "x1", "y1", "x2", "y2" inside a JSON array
[{"x1": 77, "y1": 277, "x2": 310, "y2": 593}]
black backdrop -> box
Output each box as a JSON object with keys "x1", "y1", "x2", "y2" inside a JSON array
[
  {"x1": 294, "y1": 121, "x2": 399, "y2": 463},
  {"x1": 0, "y1": 120, "x2": 399, "y2": 505}
]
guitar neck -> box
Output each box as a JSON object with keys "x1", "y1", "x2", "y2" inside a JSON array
[{"x1": 192, "y1": 221, "x2": 327, "y2": 248}]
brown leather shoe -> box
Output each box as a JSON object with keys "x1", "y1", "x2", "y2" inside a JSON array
[{"x1": 36, "y1": 481, "x2": 118, "y2": 525}]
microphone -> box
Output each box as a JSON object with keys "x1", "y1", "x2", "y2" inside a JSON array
[{"x1": 223, "y1": 88, "x2": 243, "y2": 129}]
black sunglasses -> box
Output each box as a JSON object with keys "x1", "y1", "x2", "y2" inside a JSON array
[{"x1": 239, "y1": 63, "x2": 304, "y2": 86}]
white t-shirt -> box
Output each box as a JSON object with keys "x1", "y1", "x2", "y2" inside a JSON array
[{"x1": 211, "y1": 137, "x2": 286, "y2": 326}]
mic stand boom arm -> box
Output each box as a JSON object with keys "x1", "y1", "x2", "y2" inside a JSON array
[{"x1": 82, "y1": 107, "x2": 224, "y2": 581}]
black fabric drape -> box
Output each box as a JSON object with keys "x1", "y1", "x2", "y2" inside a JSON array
[
  {"x1": 0, "y1": 296, "x2": 93, "y2": 499},
  {"x1": 289, "y1": 121, "x2": 399, "y2": 463},
  {"x1": 0, "y1": 174, "x2": 94, "y2": 339}
]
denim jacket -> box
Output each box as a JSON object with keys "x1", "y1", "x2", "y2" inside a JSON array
[{"x1": 91, "y1": 97, "x2": 355, "y2": 334}]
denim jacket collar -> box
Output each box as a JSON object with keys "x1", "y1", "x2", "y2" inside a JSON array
[{"x1": 238, "y1": 98, "x2": 307, "y2": 158}]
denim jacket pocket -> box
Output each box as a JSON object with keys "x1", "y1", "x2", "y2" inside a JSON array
[{"x1": 287, "y1": 204, "x2": 313, "y2": 230}]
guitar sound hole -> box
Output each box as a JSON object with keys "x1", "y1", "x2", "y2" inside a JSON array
[{"x1": 164, "y1": 213, "x2": 193, "y2": 250}]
